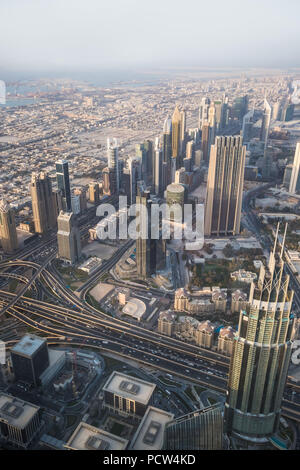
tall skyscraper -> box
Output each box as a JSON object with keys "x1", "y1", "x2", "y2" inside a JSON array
[
  {"x1": 57, "y1": 211, "x2": 81, "y2": 264},
  {"x1": 225, "y1": 226, "x2": 295, "y2": 446},
  {"x1": 56, "y1": 160, "x2": 72, "y2": 212},
  {"x1": 171, "y1": 106, "x2": 181, "y2": 164},
  {"x1": 204, "y1": 136, "x2": 246, "y2": 236},
  {"x1": 154, "y1": 138, "x2": 163, "y2": 196},
  {"x1": 107, "y1": 138, "x2": 119, "y2": 194},
  {"x1": 242, "y1": 109, "x2": 254, "y2": 144},
  {"x1": 231, "y1": 95, "x2": 248, "y2": 121},
  {"x1": 198, "y1": 97, "x2": 210, "y2": 129},
  {"x1": 0, "y1": 200, "x2": 18, "y2": 253},
  {"x1": 136, "y1": 187, "x2": 157, "y2": 278},
  {"x1": 163, "y1": 404, "x2": 223, "y2": 450},
  {"x1": 30, "y1": 172, "x2": 57, "y2": 234},
  {"x1": 289, "y1": 142, "x2": 300, "y2": 194},
  {"x1": 180, "y1": 109, "x2": 186, "y2": 156},
  {"x1": 162, "y1": 116, "x2": 172, "y2": 187},
  {"x1": 88, "y1": 182, "x2": 100, "y2": 205},
  {"x1": 260, "y1": 98, "x2": 272, "y2": 147}
]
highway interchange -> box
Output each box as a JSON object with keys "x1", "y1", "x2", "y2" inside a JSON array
[{"x1": 0, "y1": 189, "x2": 300, "y2": 423}]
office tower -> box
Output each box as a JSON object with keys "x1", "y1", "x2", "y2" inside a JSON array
[
  {"x1": 180, "y1": 109, "x2": 186, "y2": 156},
  {"x1": 107, "y1": 138, "x2": 119, "y2": 194},
  {"x1": 30, "y1": 172, "x2": 57, "y2": 234},
  {"x1": 225, "y1": 227, "x2": 295, "y2": 445},
  {"x1": 204, "y1": 136, "x2": 246, "y2": 237},
  {"x1": 175, "y1": 167, "x2": 185, "y2": 184},
  {"x1": 242, "y1": 109, "x2": 254, "y2": 144},
  {"x1": 260, "y1": 98, "x2": 272, "y2": 146},
  {"x1": 213, "y1": 100, "x2": 223, "y2": 134},
  {"x1": 88, "y1": 182, "x2": 100, "y2": 204},
  {"x1": 208, "y1": 103, "x2": 216, "y2": 131},
  {"x1": 0, "y1": 200, "x2": 18, "y2": 253},
  {"x1": 283, "y1": 164, "x2": 293, "y2": 189},
  {"x1": 289, "y1": 143, "x2": 300, "y2": 194},
  {"x1": 162, "y1": 116, "x2": 172, "y2": 187},
  {"x1": 163, "y1": 404, "x2": 223, "y2": 450},
  {"x1": 56, "y1": 160, "x2": 72, "y2": 212},
  {"x1": 201, "y1": 121, "x2": 213, "y2": 163},
  {"x1": 136, "y1": 143, "x2": 148, "y2": 182},
  {"x1": 74, "y1": 187, "x2": 87, "y2": 212},
  {"x1": 232, "y1": 95, "x2": 248, "y2": 121},
  {"x1": 172, "y1": 106, "x2": 181, "y2": 164},
  {"x1": 102, "y1": 167, "x2": 112, "y2": 196},
  {"x1": 57, "y1": 211, "x2": 81, "y2": 264},
  {"x1": 154, "y1": 138, "x2": 163, "y2": 196},
  {"x1": 261, "y1": 147, "x2": 273, "y2": 181},
  {"x1": 136, "y1": 187, "x2": 157, "y2": 278},
  {"x1": 71, "y1": 194, "x2": 81, "y2": 215},
  {"x1": 198, "y1": 97, "x2": 210, "y2": 129},
  {"x1": 281, "y1": 100, "x2": 294, "y2": 122},
  {"x1": 272, "y1": 101, "x2": 282, "y2": 121},
  {"x1": 0, "y1": 393, "x2": 42, "y2": 448},
  {"x1": 186, "y1": 140, "x2": 194, "y2": 162},
  {"x1": 11, "y1": 334, "x2": 49, "y2": 387},
  {"x1": 128, "y1": 157, "x2": 141, "y2": 205}
]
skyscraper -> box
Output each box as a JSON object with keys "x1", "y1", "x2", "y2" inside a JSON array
[
  {"x1": 225, "y1": 226, "x2": 295, "y2": 446},
  {"x1": 289, "y1": 142, "x2": 300, "y2": 194},
  {"x1": 198, "y1": 97, "x2": 210, "y2": 129},
  {"x1": 136, "y1": 186, "x2": 157, "y2": 278},
  {"x1": 154, "y1": 138, "x2": 163, "y2": 196},
  {"x1": 260, "y1": 98, "x2": 272, "y2": 147},
  {"x1": 162, "y1": 116, "x2": 172, "y2": 187},
  {"x1": 107, "y1": 138, "x2": 119, "y2": 194},
  {"x1": 56, "y1": 160, "x2": 72, "y2": 212},
  {"x1": 201, "y1": 121, "x2": 213, "y2": 163},
  {"x1": 0, "y1": 200, "x2": 18, "y2": 253},
  {"x1": 57, "y1": 211, "x2": 81, "y2": 264},
  {"x1": 30, "y1": 172, "x2": 57, "y2": 234},
  {"x1": 171, "y1": 106, "x2": 181, "y2": 164},
  {"x1": 163, "y1": 404, "x2": 223, "y2": 450},
  {"x1": 204, "y1": 136, "x2": 245, "y2": 236},
  {"x1": 11, "y1": 334, "x2": 49, "y2": 387}
]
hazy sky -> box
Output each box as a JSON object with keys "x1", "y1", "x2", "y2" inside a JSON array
[{"x1": 0, "y1": 0, "x2": 299, "y2": 75}]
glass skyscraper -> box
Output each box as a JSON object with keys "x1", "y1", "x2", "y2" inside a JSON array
[{"x1": 56, "y1": 160, "x2": 71, "y2": 212}]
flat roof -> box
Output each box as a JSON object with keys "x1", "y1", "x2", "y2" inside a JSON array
[
  {"x1": 103, "y1": 372, "x2": 156, "y2": 405},
  {"x1": 0, "y1": 393, "x2": 40, "y2": 429},
  {"x1": 130, "y1": 406, "x2": 174, "y2": 450},
  {"x1": 11, "y1": 334, "x2": 46, "y2": 358},
  {"x1": 65, "y1": 422, "x2": 128, "y2": 450}
]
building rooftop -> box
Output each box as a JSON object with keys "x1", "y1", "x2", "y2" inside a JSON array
[
  {"x1": 11, "y1": 334, "x2": 46, "y2": 358},
  {"x1": 0, "y1": 393, "x2": 40, "y2": 429},
  {"x1": 65, "y1": 422, "x2": 128, "y2": 450},
  {"x1": 130, "y1": 406, "x2": 174, "y2": 450},
  {"x1": 103, "y1": 371, "x2": 156, "y2": 405}
]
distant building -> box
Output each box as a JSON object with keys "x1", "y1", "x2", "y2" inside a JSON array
[
  {"x1": 289, "y1": 142, "x2": 300, "y2": 194},
  {"x1": 88, "y1": 182, "x2": 100, "y2": 204},
  {"x1": 107, "y1": 138, "x2": 119, "y2": 194},
  {"x1": 56, "y1": 160, "x2": 72, "y2": 212},
  {"x1": 0, "y1": 200, "x2": 18, "y2": 253},
  {"x1": 11, "y1": 335, "x2": 49, "y2": 387},
  {"x1": 65, "y1": 422, "x2": 128, "y2": 450},
  {"x1": 204, "y1": 136, "x2": 245, "y2": 236},
  {"x1": 73, "y1": 187, "x2": 87, "y2": 212},
  {"x1": 230, "y1": 269, "x2": 257, "y2": 284},
  {"x1": 163, "y1": 404, "x2": 223, "y2": 450},
  {"x1": 102, "y1": 372, "x2": 156, "y2": 421},
  {"x1": 30, "y1": 172, "x2": 57, "y2": 234},
  {"x1": 0, "y1": 393, "x2": 42, "y2": 448},
  {"x1": 57, "y1": 211, "x2": 81, "y2": 264}
]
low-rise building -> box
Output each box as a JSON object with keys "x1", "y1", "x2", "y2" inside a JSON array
[
  {"x1": 231, "y1": 289, "x2": 248, "y2": 313},
  {"x1": 102, "y1": 372, "x2": 156, "y2": 421},
  {"x1": 65, "y1": 422, "x2": 128, "y2": 450},
  {"x1": 130, "y1": 406, "x2": 174, "y2": 450},
  {"x1": 230, "y1": 269, "x2": 257, "y2": 284}
]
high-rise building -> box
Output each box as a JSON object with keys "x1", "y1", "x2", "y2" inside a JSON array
[
  {"x1": 154, "y1": 138, "x2": 163, "y2": 196},
  {"x1": 11, "y1": 334, "x2": 49, "y2": 387},
  {"x1": 283, "y1": 164, "x2": 293, "y2": 190},
  {"x1": 260, "y1": 98, "x2": 272, "y2": 147},
  {"x1": 180, "y1": 109, "x2": 186, "y2": 156},
  {"x1": 204, "y1": 136, "x2": 245, "y2": 236},
  {"x1": 30, "y1": 172, "x2": 57, "y2": 234},
  {"x1": 163, "y1": 404, "x2": 223, "y2": 450},
  {"x1": 88, "y1": 182, "x2": 100, "y2": 205},
  {"x1": 172, "y1": 106, "x2": 181, "y2": 164},
  {"x1": 289, "y1": 142, "x2": 300, "y2": 194},
  {"x1": 57, "y1": 211, "x2": 81, "y2": 264},
  {"x1": 135, "y1": 187, "x2": 157, "y2": 278},
  {"x1": 201, "y1": 121, "x2": 213, "y2": 163},
  {"x1": 242, "y1": 109, "x2": 254, "y2": 144},
  {"x1": 225, "y1": 226, "x2": 295, "y2": 445},
  {"x1": 162, "y1": 116, "x2": 172, "y2": 188},
  {"x1": 107, "y1": 138, "x2": 119, "y2": 194},
  {"x1": 74, "y1": 187, "x2": 87, "y2": 212},
  {"x1": 56, "y1": 160, "x2": 72, "y2": 212},
  {"x1": 198, "y1": 97, "x2": 210, "y2": 129},
  {"x1": 0, "y1": 200, "x2": 18, "y2": 253},
  {"x1": 231, "y1": 95, "x2": 248, "y2": 121}
]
